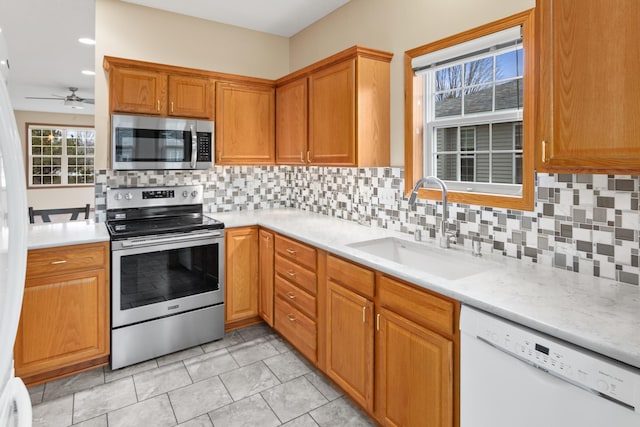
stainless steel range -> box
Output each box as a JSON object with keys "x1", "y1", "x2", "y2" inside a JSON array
[{"x1": 106, "y1": 185, "x2": 224, "y2": 369}]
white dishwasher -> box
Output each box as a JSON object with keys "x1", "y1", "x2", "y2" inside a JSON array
[{"x1": 460, "y1": 306, "x2": 640, "y2": 427}]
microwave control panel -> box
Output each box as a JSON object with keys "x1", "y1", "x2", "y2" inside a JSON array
[{"x1": 197, "y1": 133, "x2": 212, "y2": 162}]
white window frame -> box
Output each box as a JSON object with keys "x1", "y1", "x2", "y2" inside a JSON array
[
  {"x1": 421, "y1": 39, "x2": 524, "y2": 196},
  {"x1": 27, "y1": 124, "x2": 95, "y2": 188}
]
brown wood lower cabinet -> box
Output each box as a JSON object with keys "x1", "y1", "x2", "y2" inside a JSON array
[
  {"x1": 258, "y1": 229, "x2": 275, "y2": 327},
  {"x1": 239, "y1": 230, "x2": 459, "y2": 426},
  {"x1": 325, "y1": 279, "x2": 374, "y2": 412},
  {"x1": 225, "y1": 227, "x2": 260, "y2": 327},
  {"x1": 376, "y1": 307, "x2": 454, "y2": 427},
  {"x1": 15, "y1": 242, "x2": 110, "y2": 386}
]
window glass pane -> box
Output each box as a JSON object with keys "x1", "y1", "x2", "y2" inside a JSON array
[
  {"x1": 476, "y1": 153, "x2": 490, "y2": 182},
  {"x1": 436, "y1": 127, "x2": 457, "y2": 152},
  {"x1": 492, "y1": 153, "x2": 516, "y2": 183},
  {"x1": 53, "y1": 175, "x2": 61, "y2": 185},
  {"x1": 476, "y1": 125, "x2": 490, "y2": 151},
  {"x1": 460, "y1": 155, "x2": 474, "y2": 182},
  {"x1": 464, "y1": 57, "x2": 493, "y2": 85},
  {"x1": 514, "y1": 123, "x2": 523, "y2": 150},
  {"x1": 464, "y1": 84, "x2": 493, "y2": 114},
  {"x1": 515, "y1": 154, "x2": 523, "y2": 185},
  {"x1": 493, "y1": 123, "x2": 516, "y2": 150},
  {"x1": 436, "y1": 153, "x2": 457, "y2": 181},
  {"x1": 460, "y1": 127, "x2": 475, "y2": 151},
  {"x1": 434, "y1": 90, "x2": 462, "y2": 117},
  {"x1": 496, "y1": 49, "x2": 523, "y2": 80},
  {"x1": 495, "y1": 78, "x2": 522, "y2": 110},
  {"x1": 435, "y1": 65, "x2": 462, "y2": 91}
]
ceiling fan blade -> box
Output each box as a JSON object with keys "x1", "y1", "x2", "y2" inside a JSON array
[
  {"x1": 81, "y1": 99, "x2": 95, "y2": 104},
  {"x1": 25, "y1": 96, "x2": 63, "y2": 100}
]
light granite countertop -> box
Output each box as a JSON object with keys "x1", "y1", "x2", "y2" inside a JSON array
[
  {"x1": 28, "y1": 220, "x2": 110, "y2": 250},
  {"x1": 210, "y1": 208, "x2": 640, "y2": 369}
]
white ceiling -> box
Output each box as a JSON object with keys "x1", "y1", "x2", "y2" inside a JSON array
[
  {"x1": 121, "y1": 0, "x2": 350, "y2": 38},
  {"x1": 0, "y1": 0, "x2": 349, "y2": 116},
  {"x1": 0, "y1": 0, "x2": 96, "y2": 115}
]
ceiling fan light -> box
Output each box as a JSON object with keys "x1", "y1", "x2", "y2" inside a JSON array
[{"x1": 64, "y1": 99, "x2": 84, "y2": 109}]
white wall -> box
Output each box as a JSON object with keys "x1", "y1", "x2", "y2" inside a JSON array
[
  {"x1": 14, "y1": 110, "x2": 95, "y2": 209},
  {"x1": 94, "y1": 0, "x2": 291, "y2": 169},
  {"x1": 290, "y1": 0, "x2": 535, "y2": 166}
]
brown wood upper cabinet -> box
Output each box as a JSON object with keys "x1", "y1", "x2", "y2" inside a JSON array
[
  {"x1": 215, "y1": 81, "x2": 276, "y2": 165},
  {"x1": 536, "y1": 0, "x2": 640, "y2": 173},
  {"x1": 105, "y1": 57, "x2": 212, "y2": 119},
  {"x1": 276, "y1": 46, "x2": 392, "y2": 167}
]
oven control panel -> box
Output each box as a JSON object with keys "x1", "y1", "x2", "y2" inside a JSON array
[
  {"x1": 107, "y1": 185, "x2": 203, "y2": 209},
  {"x1": 143, "y1": 190, "x2": 175, "y2": 199}
]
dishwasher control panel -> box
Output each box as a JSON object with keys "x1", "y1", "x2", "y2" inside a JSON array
[{"x1": 461, "y1": 306, "x2": 640, "y2": 413}]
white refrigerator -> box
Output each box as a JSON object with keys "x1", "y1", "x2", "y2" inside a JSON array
[{"x1": 0, "y1": 30, "x2": 33, "y2": 426}]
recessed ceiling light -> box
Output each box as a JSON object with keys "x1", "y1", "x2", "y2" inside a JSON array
[
  {"x1": 78, "y1": 38, "x2": 96, "y2": 45},
  {"x1": 82, "y1": 70, "x2": 96, "y2": 76}
]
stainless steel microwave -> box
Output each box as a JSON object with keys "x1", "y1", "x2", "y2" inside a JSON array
[{"x1": 111, "y1": 114, "x2": 214, "y2": 170}]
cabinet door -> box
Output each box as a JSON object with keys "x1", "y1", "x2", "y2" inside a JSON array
[
  {"x1": 376, "y1": 307, "x2": 453, "y2": 427},
  {"x1": 325, "y1": 279, "x2": 374, "y2": 411},
  {"x1": 14, "y1": 269, "x2": 109, "y2": 379},
  {"x1": 537, "y1": 0, "x2": 640, "y2": 173},
  {"x1": 258, "y1": 229, "x2": 275, "y2": 327},
  {"x1": 215, "y1": 81, "x2": 275, "y2": 165},
  {"x1": 110, "y1": 67, "x2": 166, "y2": 115},
  {"x1": 309, "y1": 60, "x2": 355, "y2": 165},
  {"x1": 225, "y1": 227, "x2": 259, "y2": 323},
  {"x1": 276, "y1": 78, "x2": 308, "y2": 165},
  {"x1": 168, "y1": 75, "x2": 212, "y2": 119}
]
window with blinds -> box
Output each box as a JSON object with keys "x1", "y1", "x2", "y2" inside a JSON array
[{"x1": 416, "y1": 26, "x2": 524, "y2": 196}]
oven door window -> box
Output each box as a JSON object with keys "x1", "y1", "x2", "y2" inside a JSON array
[
  {"x1": 114, "y1": 128, "x2": 192, "y2": 163},
  {"x1": 119, "y1": 242, "x2": 219, "y2": 310}
]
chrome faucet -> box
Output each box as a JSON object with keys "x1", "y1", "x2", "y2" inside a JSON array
[{"x1": 408, "y1": 176, "x2": 456, "y2": 248}]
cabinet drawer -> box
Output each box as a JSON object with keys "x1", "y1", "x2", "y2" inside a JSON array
[
  {"x1": 275, "y1": 275, "x2": 316, "y2": 319},
  {"x1": 378, "y1": 274, "x2": 456, "y2": 337},
  {"x1": 275, "y1": 235, "x2": 316, "y2": 271},
  {"x1": 275, "y1": 254, "x2": 317, "y2": 295},
  {"x1": 26, "y1": 242, "x2": 108, "y2": 280},
  {"x1": 275, "y1": 296, "x2": 317, "y2": 363},
  {"x1": 326, "y1": 255, "x2": 374, "y2": 299}
]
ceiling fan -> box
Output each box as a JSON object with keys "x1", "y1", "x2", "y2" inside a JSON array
[{"x1": 26, "y1": 87, "x2": 94, "y2": 109}]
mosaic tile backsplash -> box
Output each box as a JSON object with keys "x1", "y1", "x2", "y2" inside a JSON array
[{"x1": 96, "y1": 167, "x2": 640, "y2": 286}]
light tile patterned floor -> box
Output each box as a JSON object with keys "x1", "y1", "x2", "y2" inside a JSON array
[{"x1": 29, "y1": 323, "x2": 376, "y2": 427}]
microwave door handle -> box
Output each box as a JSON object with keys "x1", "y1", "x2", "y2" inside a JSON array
[{"x1": 190, "y1": 125, "x2": 197, "y2": 168}]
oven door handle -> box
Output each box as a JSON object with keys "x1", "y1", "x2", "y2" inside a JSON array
[
  {"x1": 119, "y1": 231, "x2": 223, "y2": 248},
  {"x1": 190, "y1": 125, "x2": 198, "y2": 168}
]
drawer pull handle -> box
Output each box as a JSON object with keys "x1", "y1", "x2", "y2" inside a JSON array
[
  {"x1": 362, "y1": 306, "x2": 366, "y2": 323},
  {"x1": 287, "y1": 314, "x2": 296, "y2": 322},
  {"x1": 286, "y1": 292, "x2": 296, "y2": 300},
  {"x1": 376, "y1": 313, "x2": 380, "y2": 331},
  {"x1": 287, "y1": 270, "x2": 296, "y2": 277},
  {"x1": 51, "y1": 260, "x2": 68, "y2": 265},
  {"x1": 286, "y1": 248, "x2": 296, "y2": 255}
]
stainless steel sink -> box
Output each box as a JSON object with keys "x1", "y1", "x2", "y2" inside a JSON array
[{"x1": 347, "y1": 237, "x2": 490, "y2": 280}]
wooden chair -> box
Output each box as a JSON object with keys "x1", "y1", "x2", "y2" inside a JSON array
[{"x1": 28, "y1": 204, "x2": 91, "y2": 224}]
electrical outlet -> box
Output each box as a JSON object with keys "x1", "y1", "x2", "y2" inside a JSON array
[{"x1": 378, "y1": 188, "x2": 396, "y2": 205}]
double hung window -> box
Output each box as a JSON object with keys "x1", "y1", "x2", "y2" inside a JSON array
[
  {"x1": 28, "y1": 124, "x2": 95, "y2": 187},
  {"x1": 405, "y1": 10, "x2": 534, "y2": 210}
]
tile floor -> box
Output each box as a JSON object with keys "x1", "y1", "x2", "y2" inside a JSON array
[{"x1": 28, "y1": 323, "x2": 376, "y2": 427}]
